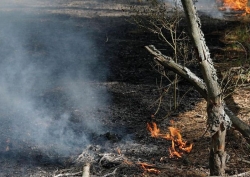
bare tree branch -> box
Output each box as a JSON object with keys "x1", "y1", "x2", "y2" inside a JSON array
[
  {"x1": 145, "y1": 45, "x2": 207, "y2": 98},
  {"x1": 145, "y1": 44, "x2": 250, "y2": 143}
]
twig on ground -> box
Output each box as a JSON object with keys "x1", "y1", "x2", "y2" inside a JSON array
[
  {"x1": 103, "y1": 168, "x2": 118, "y2": 177},
  {"x1": 53, "y1": 171, "x2": 82, "y2": 177},
  {"x1": 82, "y1": 163, "x2": 90, "y2": 177},
  {"x1": 237, "y1": 158, "x2": 250, "y2": 164},
  {"x1": 99, "y1": 153, "x2": 125, "y2": 166}
]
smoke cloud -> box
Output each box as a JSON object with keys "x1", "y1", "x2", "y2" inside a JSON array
[
  {"x1": 0, "y1": 3, "x2": 108, "y2": 156},
  {"x1": 164, "y1": 0, "x2": 223, "y2": 18},
  {"x1": 0, "y1": 0, "x2": 224, "y2": 158}
]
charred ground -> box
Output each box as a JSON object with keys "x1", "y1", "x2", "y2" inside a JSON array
[{"x1": 0, "y1": 1, "x2": 250, "y2": 177}]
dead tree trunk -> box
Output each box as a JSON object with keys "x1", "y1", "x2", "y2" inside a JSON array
[
  {"x1": 145, "y1": 45, "x2": 250, "y2": 143},
  {"x1": 145, "y1": 0, "x2": 235, "y2": 175},
  {"x1": 143, "y1": 0, "x2": 250, "y2": 175},
  {"x1": 181, "y1": 0, "x2": 231, "y2": 175},
  {"x1": 145, "y1": 44, "x2": 230, "y2": 175}
]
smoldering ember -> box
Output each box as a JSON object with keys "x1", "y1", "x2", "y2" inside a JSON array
[{"x1": 0, "y1": 0, "x2": 250, "y2": 176}]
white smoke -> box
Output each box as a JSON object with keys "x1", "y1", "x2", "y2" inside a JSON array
[
  {"x1": 0, "y1": 2, "x2": 108, "y2": 155},
  {"x1": 164, "y1": 0, "x2": 224, "y2": 18}
]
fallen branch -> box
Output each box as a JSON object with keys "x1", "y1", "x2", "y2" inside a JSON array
[
  {"x1": 103, "y1": 168, "x2": 118, "y2": 177},
  {"x1": 210, "y1": 170, "x2": 250, "y2": 177},
  {"x1": 82, "y1": 163, "x2": 90, "y2": 177},
  {"x1": 237, "y1": 158, "x2": 250, "y2": 164},
  {"x1": 53, "y1": 171, "x2": 82, "y2": 177},
  {"x1": 224, "y1": 105, "x2": 250, "y2": 139},
  {"x1": 99, "y1": 153, "x2": 125, "y2": 167},
  {"x1": 230, "y1": 171, "x2": 250, "y2": 177}
]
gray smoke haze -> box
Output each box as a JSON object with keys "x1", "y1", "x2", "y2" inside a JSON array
[
  {"x1": 193, "y1": 0, "x2": 223, "y2": 18},
  {"x1": 164, "y1": 0, "x2": 223, "y2": 18},
  {"x1": 0, "y1": 0, "x2": 224, "y2": 157},
  {"x1": 0, "y1": 3, "x2": 108, "y2": 155}
]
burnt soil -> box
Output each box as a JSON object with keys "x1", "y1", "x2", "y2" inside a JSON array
[{"x1": 1, "y1": 1, "x2": 250, "y2": 177}]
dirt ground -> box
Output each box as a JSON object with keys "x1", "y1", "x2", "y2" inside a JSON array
[{"x1": 0, "y1": 0, "x2": 250, "y2": 176}]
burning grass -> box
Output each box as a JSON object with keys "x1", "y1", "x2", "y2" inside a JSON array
[
  {"x1": 137, "y1": 162, "x2": 160, "y2": 174},
  {"x1": 218, "y1": 0, "x2": 250, "y2": 15},
  {"x1": 147, "y1": 121, "x2": 193, "y2": 158}
]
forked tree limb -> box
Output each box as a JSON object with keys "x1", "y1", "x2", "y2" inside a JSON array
[
  {"x1": 145, "y1": 45, "x2": 250, "y2": 143},
  {"x1": 145, "y1": 45, "x2": 207, "y2": 98}
]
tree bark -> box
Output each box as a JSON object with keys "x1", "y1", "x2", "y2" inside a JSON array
[
  {"x1": 145, "y1": 0, "x2": 250, "y2": 175},
  {"x1": 146, "y1": 45, "x2": 231, "y2": 175},
  {"x1": 180, "y1": 1, "x2": 231, "y2": 175},
  {"x1": 146, "y1": 0, "x2": 233, "y2": 175}
]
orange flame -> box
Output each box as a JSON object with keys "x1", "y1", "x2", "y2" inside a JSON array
[
  {"x1": 169, "y1": 140, "x2": 182, "y2": 158},
  {"x1": 220, "y1": 0, "x2": 250, "y2": 14},
  {"x1": 147, "y1": 122, "x2": 193, "y2": 158},
  {"x1": 138, "y1": 162, "x2": 160, "y2": 174},
  {"x1": 147, "y1": 122, "x2": 161, "y2": 137}
]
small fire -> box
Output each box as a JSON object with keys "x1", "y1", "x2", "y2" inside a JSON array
[
  {"x1": 147, "y1": 122, "x2": 193, "y2": 158},
  {"x1": 116, "y1": 146, "x2": 159, "y2": 174},
  {"x1": 218, "y1": 0, "x2": 250, "y2": 14},
  {"x1": 147, "y1": 122, "x2": 160, "y2": 137},
  {"x1": 138, "y1": 162, "x2": 160, "y2": 174}
]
